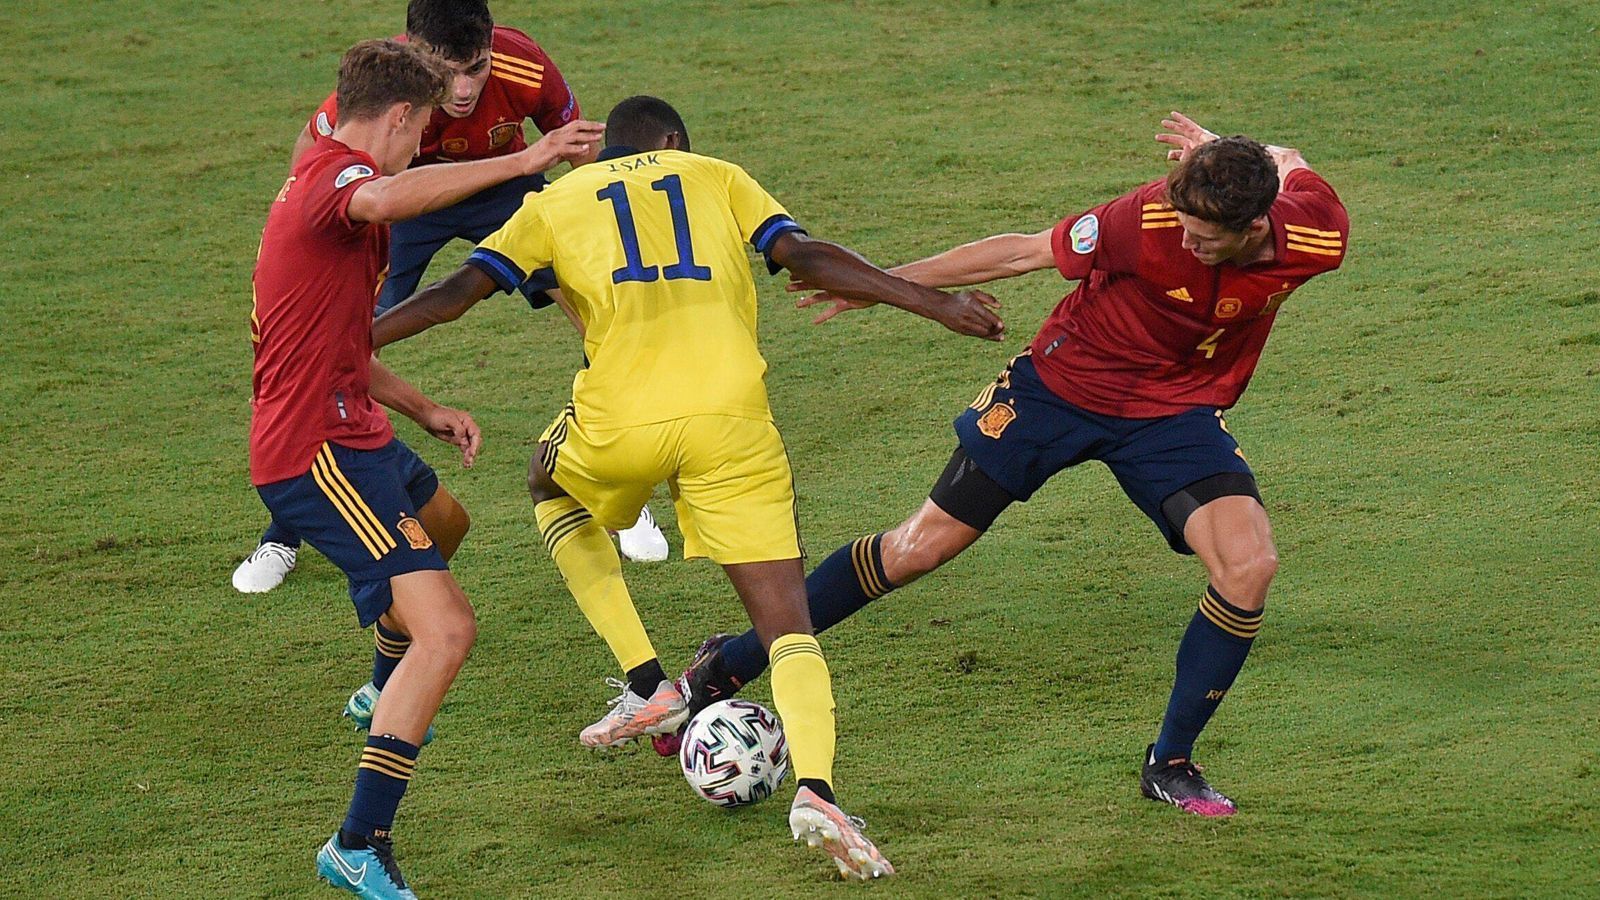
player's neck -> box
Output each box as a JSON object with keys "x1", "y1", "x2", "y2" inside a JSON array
[
  {"x1": 330, "y1": 121, "x2": 390, "y2": 170},
  {"x1": 1232, "y1": 227, "x2": 1276, "y2": 267}
]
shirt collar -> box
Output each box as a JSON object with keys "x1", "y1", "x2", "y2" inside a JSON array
[{"x1": 597, "y1": 144, "x2": 643, "y2": 162}]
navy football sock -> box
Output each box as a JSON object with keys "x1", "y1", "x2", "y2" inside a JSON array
[
  {"x1": 1152, "y1": 585, "x2": 1262, "y2": 763},
  {"x1": 371, "y1": 623, "x2": 410, "y2": 691},
  {"x1": 342, "y1": 734, "x2": 419, "y2": 842},
  {"x1": 720, "y1": 534, "x2": 894, "y2": 685},
  {"x1": 261, "y1": 520, "x2": 302, "y2": 550}
]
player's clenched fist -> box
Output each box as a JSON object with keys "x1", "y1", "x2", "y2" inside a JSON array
[{"x1": 938, "y1": 289, "x2": 1006, "y2": 341}]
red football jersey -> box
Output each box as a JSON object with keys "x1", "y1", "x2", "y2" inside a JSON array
[
  {"x1": 308, "y1": 26, "x2": 579, "y2": 166},
  {"x1": 1028, "y1": 168, "x2": 1349, "y2": 417},
  {"x1": 249, "y1": 138, "x2": 395, "y2": 485}
]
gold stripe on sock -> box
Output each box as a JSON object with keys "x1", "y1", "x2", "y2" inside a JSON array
[
  {"x1": 851, "y1": 536, "x2": 888, "y2": 598},
  {"x1": 361, "y1": 746, "x2": 417, "y2": 771},
  {"x1": 1199, "y1": 591, "x2": 1261, "y2": 639}
]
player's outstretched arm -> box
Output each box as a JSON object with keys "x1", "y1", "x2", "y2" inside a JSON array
[
  {"x1": 346, "y1": 119, "x2": 605, "y2": 224},
  {"x1": 769, "y1": 232, "x2": 1005, "y2": 341},
  {"x1": 790, "y1": 229, "x2": 1051, "y2": 325},
  {"x1": 372, "y1": 265, "x2": 500, "y2": 349},
  {"x1": 367, "y1": 356, "x2": 481, "y2": 467}
]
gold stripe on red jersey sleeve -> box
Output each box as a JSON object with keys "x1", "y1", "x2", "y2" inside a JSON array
[
  {"x1": 1284, "y1": 222, "x2": 1343, "y2": 257},
  {"x1": 490, "y1": 51, "x2": 545, "y2": 75},
  {"x1": 1284, "y1": 223, "x2": 1342, "y2": 239},
  {"x1": 1286, "y1": 243, "x2": 1342, "y2": 257},
  {"x1": 491, "y1": 66, "x2": 543, "y2": 90},
  {"x1": 1141, "y1": 207, "x2": 1180, "y2": 229}
]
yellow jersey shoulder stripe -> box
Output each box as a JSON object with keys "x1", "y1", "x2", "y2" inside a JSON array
[
  {"x1": 1141, "y1": 221, "x2": 1180, "y2": 229},
  {"x1": 1142, "y1": 201, "x2": 1173, "y2": 211}
]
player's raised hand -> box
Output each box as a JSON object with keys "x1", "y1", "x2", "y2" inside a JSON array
[
  {"x1": 521, "y1": 119, "x2": 606, "y2": 173},
  {"x1": 937, "y1": 289, "x2": 1005, "y2": 341},
  {"x1": 1156, "y1": 111, "x2": 1220, "y2": 162},
  {"x1": 420, "y1": 405, "x2": 482, "y2": 468}
]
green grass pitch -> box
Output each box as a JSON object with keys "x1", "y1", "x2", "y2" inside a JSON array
[{"x1": 3, "y1": 0, "x2": 1597, "y2": 895}]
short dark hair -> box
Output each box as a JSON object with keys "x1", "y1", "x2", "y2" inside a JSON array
[
  {"x1": 335, "y1": 39, "x2": 450, "y2": 121},
  {"x1": 406, "y1": 0, "x2": 494, "y2": 62},
  {"x1": 605, "y1": 96, "x2": 691, "y2": 152},
  {"x1": 1165, "y1": 136, "x2": 1278, "y2": 232}
]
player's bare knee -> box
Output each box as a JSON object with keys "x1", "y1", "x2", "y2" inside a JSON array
[
  {"x1": 1212, "y1": 547, "x2": 1277, "y2": 608},
  {"x1": 418, "y1": 610, "x2": 477, "y2": 662}
]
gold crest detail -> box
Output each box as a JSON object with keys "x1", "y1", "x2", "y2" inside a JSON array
[
  {"x1": 441, "y1": 137, "x2": 469, "y2": 155},
  {"x1": 977, "y1": 402, "x2": 1017, "y2": 439},
  {"x1": 1214, "y1": 297, "x2": 1243, "y2": 319},
  {"x1": 488, "y1": 122, "x2": 520, "y2": 149},
  {"x1": 397, "y1": 515, "x2": 433, "y2": 550}
]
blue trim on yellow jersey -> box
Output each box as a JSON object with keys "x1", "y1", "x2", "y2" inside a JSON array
[
  {"x1": 523, "y1": 267, "x2": 558, "y2": 309},
  {"x1": 466, "y1": 247, "x2": 527, "y2": 294},
  {"x1": 751, "y1": 213, "x2": 806, "y2": 274}
]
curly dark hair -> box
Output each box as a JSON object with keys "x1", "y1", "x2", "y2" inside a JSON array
[
  {"x1": 1165, "y1": 136, "x2": 1277, "y2": 232},
  {"x1": 406, "y1": 0, "x2": 494, "y2": 62},
  {"x1": 605, "y1": 96, "x2": 691, "y2": 152},
  {"x1": 335, "y1": 39, "x2": 450, "y2": 121}
]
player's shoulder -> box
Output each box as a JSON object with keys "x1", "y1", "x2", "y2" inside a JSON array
[
  {"x1": 1272, "y1": 169, "x2": 1349, "y2": 268},
  {"x1": 490, "y1": 25, "x2": 553, "y2": 66},
  {"x1": 295, "y1": 140, "x2": 377, "y2": 193}
]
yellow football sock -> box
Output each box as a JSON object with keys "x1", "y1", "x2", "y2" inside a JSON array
[
  {"x1": 768, "y1": 632, "x2": 836, "y2": 785},
  {"x1": 535, "y1": 497, "x2": 656, "y2": 672}
]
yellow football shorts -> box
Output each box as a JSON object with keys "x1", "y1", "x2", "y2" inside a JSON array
[{"x1": 538, "y1": 409, "x2": 801, "y2": 565}]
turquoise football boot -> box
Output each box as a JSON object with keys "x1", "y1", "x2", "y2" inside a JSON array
[
  {"x1": 342, "y1": 682, "x2": 434, "y2": 746},
  {"x1": 316, "y1": 832, "x2": 417, "y2": 899}
]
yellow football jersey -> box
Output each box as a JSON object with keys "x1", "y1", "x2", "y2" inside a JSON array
[{"x1": 472, "y1": 149, "x2": 802, "y2": 429}]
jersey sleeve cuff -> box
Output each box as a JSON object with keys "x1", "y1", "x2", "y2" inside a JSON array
[
  {"x1": 519, "y1": 267, "x2": 558, "y2": 309},
  {"x1": 750, "y1": 214, "x2": 806, "y2": 274},
  {"x1": 465, "y1": 248, "x2": 528, "y2": 295}
]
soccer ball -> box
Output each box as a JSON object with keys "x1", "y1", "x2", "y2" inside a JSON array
[{"x1": 678, "y1": 699, "x2": 789, "y2": 807}]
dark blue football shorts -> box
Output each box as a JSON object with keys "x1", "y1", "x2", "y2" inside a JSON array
[
  {"x1": 256, "y1": 439, "x2": 445, "y2": 626},
  {"x1": 952, "y1": 352, "x2": 1257, "y2": 554}
]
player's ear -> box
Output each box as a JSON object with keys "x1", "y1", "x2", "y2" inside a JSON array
[{"x1": 388, "y1": 101, "x2": 415, "y2": 132}]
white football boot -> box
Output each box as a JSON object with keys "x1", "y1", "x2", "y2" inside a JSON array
[
  {"x1": 579, "y1": 678, "x2": 689, "y2": 748},
  {"x1": 617, "y1": 505, "x2": 669, "y2": 562},
  {"x1": 231, "y1": 542, "x2": 297, "y2": 593},
  {"x1": 790, "y1": 786, "x2": 895, "y2": 880}
]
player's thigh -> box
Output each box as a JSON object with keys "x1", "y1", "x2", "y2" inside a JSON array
[
  {"x1": 386, "y1": 568, "x2": 476, "y2": 650},
  {"x1": 538, "y1": 405, "x2": 666, "y2": 530},
  {"x1": 256, "y1": 440, "x2": 448, "y2": 627},
  {"x1": 384, "y1": 438, "x2": 468, "y2": 560},
  {"x1": 1104, "y1": 407, "x2": 1261, "y2": 555},
  {"x1": 673, "y1": 416, "x2": 801, "y2": 565},
  {"x1": 952, "y1": 351, "x2": 1101, "y2": 506}
]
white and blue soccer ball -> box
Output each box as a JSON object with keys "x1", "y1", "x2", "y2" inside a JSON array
[{"x1": 679, "y1": 699, "x2": 789, "y2": 807}]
